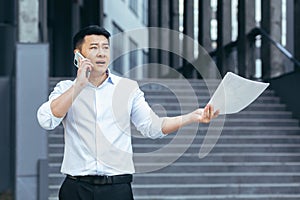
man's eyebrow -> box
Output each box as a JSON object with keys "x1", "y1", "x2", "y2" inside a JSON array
[
  {"x1": 89, "y1": 42, "x2": 109, "y2": 46},
  {"x1": 89, "y1": 42, "x2": 99, "y2": 46}
]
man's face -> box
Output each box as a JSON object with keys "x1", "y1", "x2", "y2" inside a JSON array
[{"x1": 80, "y1": 34, "x2": 110, "y2": 75}]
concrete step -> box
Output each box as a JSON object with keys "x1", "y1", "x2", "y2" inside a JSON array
[
  {"x1": 149, "y1": 110, "x2": 294, "y2": 118},
  {"x1": 144, "y1": 95, "x2": 281, "y2": 104},
  {"x1": 47, "y1": 151, "x2": 300, "y2": 164},
  {"x1": 132, "y1": 145, "x2": 300, "y2": 154},
  {"x1": 149, "y1": 103, "x2": 287, "y2": 112},
  {"x1": 133, "y1": 172, "x2": 300, "y2": 184},
  {"x1": 132, "y1": 135, "x2": 300, "y2": 145},
  {"x1": 141, "y1": 90, "x2": 276, "y2": 100},
  {"x1": 132, "y1": 182, "x2": 300, "y2": 195},
  {"x1": 133, "y1": 194, "x2": 300, "y2": 200}
]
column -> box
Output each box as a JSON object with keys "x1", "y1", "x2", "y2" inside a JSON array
[
  {"x1": 48, "y1": 0, "x2": 73, "y2": 76},
  {"x1": 15, "y1": 44, "x2": 49, "y2": 200},
  {"x1": 222, "y1": 0, "x2": 232, "y2": 44},
  {"x1": 170, "y1": 0, "x2": 181, "y2": 72},
  {"x1": 0, "y1": 1, "x2": 16, "y2": 197},
  {"x1": 159, "y1": 0, "x2": 171, "y2": 77},
  {"x1": 198, "y1": 0, "x2": 212, "y2": 51},
  {"x1": 16, "y1": 1, "x2": 49, "y2": 199},
  {"x1": 0, "y1": 0, "x2": 16, "y2": 76},
  {"x1": 182, "y1": 0, "x2": 195, "y2": 78},
  {"x1": 216, "y1": 0, "x2": 224, "y2": 75},
  {"x1": 245, "y1": 0, "x2": 256, "y2": 34},
  {"x1": 295, "y1": 0, "x2": 300, "y2": 64},
  {"x1": 198, "y1": 0, "x2": 218, "y2": 78},
  {"x1": 285, "y1": 0, "x2": 294, "y2": 72},
  {"x1": 237, "y1": 0, "x2": 246, "y2": 77},
  {"x1": 238, "y1": 0, "x2": 256, "y2": 78},
  {"x1": 261, "y1": 0, "x2": 284, "y2": 78},
  {"x1": 81, "y1": 0, "x2": 101, "y2": 27},
  {"x1": 245, "y1": 0, "x2": 256, "y2": 77},
  {"x1": 0, "y1": 77, "x2": 13, "y2": 197},
  {"x1": 39, "y1": 0, "x2": 48, "y2": 42},
  {"x1": 18, "y1": 0, "x2": 39, "y2": 42},
  {"x1": 148, "y1": 0, "x2": 160, "y2": 78},
  {"x1": 222, "y1": 0, "x2": 232, "y2": 74}
]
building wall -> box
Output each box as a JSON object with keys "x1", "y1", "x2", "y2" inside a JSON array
[{"x1": 103, "y1": 0, "x2": 148, "y2": 79}]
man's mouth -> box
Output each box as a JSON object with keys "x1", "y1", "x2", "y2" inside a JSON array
[{"x1": 96, "y1": 61, "x2": 106, "y2": 65}]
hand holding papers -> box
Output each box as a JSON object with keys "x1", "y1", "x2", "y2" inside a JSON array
[{"x1": 208, "y1": 72, "x2": 270, "y2": 115}]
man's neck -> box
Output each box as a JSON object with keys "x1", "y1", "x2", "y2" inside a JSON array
[{"x1": 89, "y1": 72, "x2": 108, "y2": 87}]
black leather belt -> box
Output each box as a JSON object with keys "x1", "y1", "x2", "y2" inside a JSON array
[{"x1": 67, "y1": 174, "x2": 133, "y2": 185}]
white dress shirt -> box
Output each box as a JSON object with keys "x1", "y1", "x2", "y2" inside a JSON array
[{"x1": 37, "y1": 72, "x2": 165, "y2": 176}]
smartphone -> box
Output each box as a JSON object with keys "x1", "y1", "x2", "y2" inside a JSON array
[
  {"x1": 74, "y1": 51, "x2": 90, "y2": 78},
  {"x1": 74, "y1": 51, "x2": 85, "y2": 68}
]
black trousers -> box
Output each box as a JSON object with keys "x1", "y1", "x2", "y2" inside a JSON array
[{"x1": 59, "y1": 176, "x2": 134, "y2": 200}]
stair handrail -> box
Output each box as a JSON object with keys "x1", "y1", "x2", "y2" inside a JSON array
[{"x1": 247, "y1": 27, "x2": 300, "y2": 69}]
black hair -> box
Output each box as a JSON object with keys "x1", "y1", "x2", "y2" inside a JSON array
[{"x1": 72, "y1": 25, "x2": 111, "y2": 50}]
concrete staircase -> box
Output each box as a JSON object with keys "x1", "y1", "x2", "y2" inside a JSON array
[{"x1": 47, "y1": 78, "x2": 300, "y2": 200}]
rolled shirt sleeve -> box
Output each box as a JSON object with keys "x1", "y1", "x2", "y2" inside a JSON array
[
  {"x1": 37, "y1": 101, "x2": 64, "y2": 130},
  {"x1": 37, "y1": 80, "x2": 73, "y2": 130}
]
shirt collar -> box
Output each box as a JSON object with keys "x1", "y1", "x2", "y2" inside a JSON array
[
  {"x1": 73, "y1": 69, "x2": 116, "y2": 88},
  {"x1": 106, "y1": 69, "x2": 115, "y2": 85}
]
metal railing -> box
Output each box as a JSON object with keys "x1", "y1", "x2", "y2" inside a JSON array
[
  {"x1": 247, "y1": 27, "x2": 300, "y2": 72},
  {"x1": 207, "y1": 27, "x2": 300, "y2": 80},
  {"x1": 248, "y1": 27, "x2": 300, "y2": 69}
]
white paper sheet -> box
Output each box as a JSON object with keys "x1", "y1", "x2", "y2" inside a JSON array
[{"x1": 208, "y1": 72, "x2": 270, "y2": 114}]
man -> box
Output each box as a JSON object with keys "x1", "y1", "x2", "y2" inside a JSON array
[{"x1": 37, "y1": 25, "x2": 219, "y2": 200}]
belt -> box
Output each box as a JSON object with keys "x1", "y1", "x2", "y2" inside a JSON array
[{"x1": 67, "y1": 174, "x2": 133, "y2": 185}]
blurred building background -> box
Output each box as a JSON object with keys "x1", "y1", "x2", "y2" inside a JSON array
[{"x1": 0, "y1": 0, "x2": 300, "y2": 199}]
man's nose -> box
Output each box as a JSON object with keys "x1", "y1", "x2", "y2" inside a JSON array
[{"x1": 97, "y1": 48, "x2": 105, "y2": 56}]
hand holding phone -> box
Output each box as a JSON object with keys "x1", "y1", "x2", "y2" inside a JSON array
[{"x1": 74, "y1": 51, "x2": 90, "y2": 78}]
